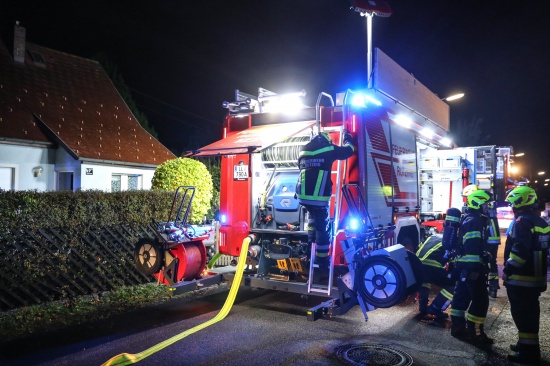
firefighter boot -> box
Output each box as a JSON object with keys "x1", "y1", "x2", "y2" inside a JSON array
[
  {"x1": 313, "y1": 256, "x2": 330, "y2": 282},
  {"x1": 475, "y1": 324, "x2": 494, "y2": 345},
  {"x1": 466, "y1": 322, "x2": 494, "y2": 346},
  {"x1": 427, "y1": 304, "x2": 449, "y2": 320},
  {"x1": 488, "y1": 279, "x2": 499, "y2": 298},
  {"x1": 450, "y1": 317, "x2": 469, "y2": 341},
  {"x1": 417, "y1": 285, "x2": 430, "y2": 315},
  {"x1": 508, "y1": 344, "x2": 541, "y2": 365}
]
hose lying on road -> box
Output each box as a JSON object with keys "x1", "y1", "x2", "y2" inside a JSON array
[{"x1": 102, "y1": 236, "x2": 252, "y2": 366}]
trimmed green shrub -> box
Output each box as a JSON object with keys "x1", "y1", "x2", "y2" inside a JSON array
[{"x1": 151, "y1": 158, "x2": 213, "y2": 223}]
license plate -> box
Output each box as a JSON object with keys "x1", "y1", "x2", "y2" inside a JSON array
[{"x1": 234, "y1": 165, "x2": 248, "y2": 180}]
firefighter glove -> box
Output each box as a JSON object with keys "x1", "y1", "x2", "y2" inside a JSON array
[{"x1": 343, "y1": 130, "x2": 354, "y2": 146}]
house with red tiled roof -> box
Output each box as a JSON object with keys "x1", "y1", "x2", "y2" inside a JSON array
[{"x1": 0, "y1": 22, "x2": 175, "y2": 191}]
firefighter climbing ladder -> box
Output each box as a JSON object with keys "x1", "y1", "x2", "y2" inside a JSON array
[{"x1": 307, "y1": 125, "x2": 346, "y2": 297}]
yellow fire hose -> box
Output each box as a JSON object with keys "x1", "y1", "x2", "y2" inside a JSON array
[
  {"x1": 206, "y1": 252, "x2": 223, "y2": 270},
  {"x1": 102, "y1": 237, "x2": 251, "y2": 366}
]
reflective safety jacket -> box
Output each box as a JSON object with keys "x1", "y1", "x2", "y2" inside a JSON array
[
  {"x1": 296, "y1": 134, "x2": 354, "y2": 206},
  {"x1": 416, "y1": 234, "x2": 446, "y2": 269},
  {"x1": 504, "y1": 210, "x2": 549, "y2": 291},
  {"x1": 456, "y1": 208, "x2": 487, "y2": 271},
  {"x1": 486, "y1": 216, "x2": 501, "y2": 246}
]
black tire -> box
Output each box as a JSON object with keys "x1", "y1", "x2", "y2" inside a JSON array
[
  {"x1": 355, "y1": 255, "x2": 406, "y2": 308},
  {"x1": 134, "y1": 238, "x2": 164, "y2": 275}
]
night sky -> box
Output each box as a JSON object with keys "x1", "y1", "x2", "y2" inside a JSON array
[{"x1": 2, "y1": 1, "x2": 550, "y2": 193}]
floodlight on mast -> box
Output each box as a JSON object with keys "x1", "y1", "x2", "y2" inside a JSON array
[{"x1": 350, "y1": 0, "x2": 392, "y2": 88}]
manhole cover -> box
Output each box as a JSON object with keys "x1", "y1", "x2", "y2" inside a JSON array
[{"x1": 335, "y1": 343, "x2": 413, "y2": 366}]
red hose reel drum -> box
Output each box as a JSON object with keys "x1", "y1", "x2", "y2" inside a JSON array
[{"x1": 154, "y1": 241, "x2": 207, "y2": 285}]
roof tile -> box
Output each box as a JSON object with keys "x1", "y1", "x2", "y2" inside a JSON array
[{"x1": 0, "y1": 38, "x2": 176, "y2": 165}]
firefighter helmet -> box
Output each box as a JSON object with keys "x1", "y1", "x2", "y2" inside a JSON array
[
  {"x1": 505, "y1": 186, "x2": 537, "y2": 209},
  {"x1": 462, "y1": 184, "x2": 479, "y2": 197},
  {"x1": 467, "y1": 189, "x2": 491, "y2": 209}
]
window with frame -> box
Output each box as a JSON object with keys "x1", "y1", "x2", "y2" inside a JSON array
[
  {"x1": 111, "y1": 174, "x2": 142, "y2": 192},
  {"x1": 111, "y1": 175, "x2": 122, "y2": 192},
  {"x1": 128, "y1": 174, "x2": 141, "y2": 190}
]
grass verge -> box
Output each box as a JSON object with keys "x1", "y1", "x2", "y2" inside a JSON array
[{"x1": 0, "y1": 283, "x2": 173, "y2": 342}]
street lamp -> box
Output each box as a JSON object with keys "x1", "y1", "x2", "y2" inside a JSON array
[
  {"x1": 510, "y1": 152, "x2": 531, "y2": 182},
  {"x1": 441, "y1": 93, "x2": 465, "y2": 102}
]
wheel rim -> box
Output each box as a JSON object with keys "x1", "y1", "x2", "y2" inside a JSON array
[
  {"x1": 362, "y1": 264, "x2": 398, "y2": 300},
  {"x1": 138, "y1": 243, "x2": 158, "y2": 269},
  {"x1": 134, "y1": 238, "x2": 164, "y2": 275},
  {"x1": 355, "y1": 256, "x2": 405, "y2": 308}
]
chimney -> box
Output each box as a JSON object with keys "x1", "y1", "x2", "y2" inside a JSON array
[{"x1": 13, "y1": 21, "x2": 26, "y2": 63}]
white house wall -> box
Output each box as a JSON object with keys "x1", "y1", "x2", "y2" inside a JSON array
[
  {"x1": 1, "y1": 143, "x2": 156, "y2": 191},
  {"x1": 80, "y1": 163, "x2": 155, "y2": 191},
  {"x1": 56, "y1": 148, "x2": 155, "y2": 191},
  {"x1": 0, "y1": 143, "x2": 55, "y2": 191}
]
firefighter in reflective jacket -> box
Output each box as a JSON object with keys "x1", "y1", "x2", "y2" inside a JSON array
[
  {"x1": 503, "y1": 186, "x2": 549, "y2": 364},
  {"x1": 450, "y1": 189, "x2": 493, "y2": 345},
  {"x1": 462, "y1": 185, "x2": 500, "y2": 298},
  {"x1": 416, "y1": 233, "x2": 454, "y2": 319},
  {"x1": 296, "y1": 130, "x2": 354, "y2": 269},
  {"x1": 486, "y1": 201, "x2": 501, "y2": 298}
]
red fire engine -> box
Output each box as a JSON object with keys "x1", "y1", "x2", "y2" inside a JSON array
[
  {"x1": 132, "y1": 2, "x2": 512, "y2": 320},
  {"x1": 133, "y1": 42, "x2": 516, "y2": 321},
  {"x1": 135, "y1": 41, "x2": 470, "y2": 320}
]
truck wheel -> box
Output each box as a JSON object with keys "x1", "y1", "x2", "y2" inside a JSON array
[
  {"x1": 355, "y1": 256, "x2": 406, "y2": 308},
  {"x1": 134, "y1": 238, "x2": 164, "y2": 275}
]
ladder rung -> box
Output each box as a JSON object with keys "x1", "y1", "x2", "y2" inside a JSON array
[{"x1": 309, "y1": 287, "x2": 330, "y2": 294}]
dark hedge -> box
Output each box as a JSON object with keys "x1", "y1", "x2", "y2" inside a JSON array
[{"x1": 0, "y1": 190, "x2": 176, "y2": 234}]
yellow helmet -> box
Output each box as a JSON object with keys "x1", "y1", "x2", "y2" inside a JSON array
[
  {"x1": 505, "y1": 186, "x2": 537, "y2": 209},
  {"x1": 467, "y1": 189, "x2": 491, "y2": 209},
  {"x1": 462, "y1": 184, "x2": 479, "y2": 197}
]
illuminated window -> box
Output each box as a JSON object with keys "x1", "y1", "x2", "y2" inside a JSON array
[
  {"x1": 111, "y1": 174, "x2": 142, "y2": 192},
  {"x1": 128, "y1": 175, "x2": 141, "y2": 190},
  {"x1": 111, "y1": 175, "x2": 122, "y2": 192}
]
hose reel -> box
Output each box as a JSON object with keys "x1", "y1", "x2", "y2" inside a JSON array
[{"x1": 261, "y1": 136, "x2": 310, "y2": 169}]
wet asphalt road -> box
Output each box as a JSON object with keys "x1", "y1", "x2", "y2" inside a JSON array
[{"x1": 1, "y1": 235, "x2": 549, "y2": 366}]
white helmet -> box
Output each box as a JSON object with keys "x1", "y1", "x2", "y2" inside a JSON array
[{"x1": 462, "y1": 184, "x2": 479, "y2": 197}]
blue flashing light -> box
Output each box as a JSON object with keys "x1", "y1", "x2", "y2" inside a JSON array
[
  {"x1": 364, "y1": 95, "x2": 382, "y2": 106},
  {"x1": 350, "y1": 217, "x2": 359, "y2": 231},
  {"x1": 220, "y1": 214, "x2": 227, "y2": 224},
  {"x1": 351, "y1": 94, "x2": 366, "y2": 108},
  {"x1": 350, "y1": 92, "x2": 382, "y2": 108}
]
